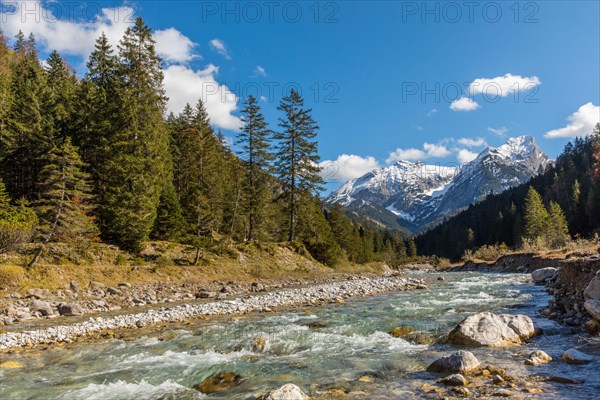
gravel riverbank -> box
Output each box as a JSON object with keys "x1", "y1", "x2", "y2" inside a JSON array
[{"x1": 0, "y1": 275, "x2": 424, "y2": 350}]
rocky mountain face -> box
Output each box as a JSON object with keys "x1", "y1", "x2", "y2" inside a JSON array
[{"x1": 326, "y1": 136, "x2": 551, "y2": 232}]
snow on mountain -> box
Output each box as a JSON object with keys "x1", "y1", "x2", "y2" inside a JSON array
[{"x1": 326, "y1": 136, "x2": 550, "y2": 232}]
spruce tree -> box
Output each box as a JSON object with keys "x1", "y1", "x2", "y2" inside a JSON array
[
  {"x1": 30, "y1": 138, "x2": 97, "y2": 266},
  {"x1": 523, "y1": 186, "x2": 549, "y2": 241},
  {"x1": 44, "y1": 50, "x2": 76, "y2": 142},
  {"x1": 2, "y1": 32, "x2": 47, "y2": 199},
  {"x1": 545, "y1": 201, "x2": 570, "y2": 248},
  {"x1": 274, "y1": 89, "x2": 324, "y2": 241},
  {"x1": 151, "y1": 179, "x2": 186, "y2": 241},
  {"x1": 0, "y1": 29, "x2": 13, "y2": 164},
  {"x1": 0, "y1": 178, "x2": 38, "y2": 254},
  {"x1": 100, "y1": 18, "x2": 170, "y2": 252},
  {"x1": 236, "y1": 95, "x2": 273, "y2": 240}
]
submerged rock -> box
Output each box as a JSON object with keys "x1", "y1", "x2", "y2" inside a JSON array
[
  {"x1": 447, "y1": 312, "x2": 535, "y2": 347},
  {"x1": 252, "y1": 337, "x2": 268, "y2": 353},
  {"x1": 257, "y1": 383, "x2": 309, "y2": 400},
  {"x1": 439, "y1": 373, "x2": 467, "y2": 386},
  {"x1": 194, "y1": 372, "x2": 243, "y2": 393},
  {"x1": 426, "y1": 351, "x2": 480, "y2": 375},
  {"x1": 562, "y1": 349, "x2": 593, "y2": 364},
  {"x1": 531, "y1": 267, "x2": 558, "y2": 283},
  {"x1": 525, "y1": 350, "x2": 552, "y2": 366},
  {"x1": 389, "y1": 326, "x2": 416, "y2": 338}
]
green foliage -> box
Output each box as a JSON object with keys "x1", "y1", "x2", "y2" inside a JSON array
[
  {"x1": 35, "y1": 137, "x2": 98, "y2": 243},
  {"x1": 151, "y1": 180, "x2": 186, "y2": 241},
  {"x1": 0, "y1": 179, "x2": 38, "y2": 254},
  {"x1": 546, "y1": 201, "x2": 570, "y2": 248},
  {"x1": 523, "y1": 186, "x2": 549, "y2": 240}
]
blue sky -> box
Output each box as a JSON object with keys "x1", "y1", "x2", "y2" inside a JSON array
[{"x1": 1, "y1": 1, "x2": 599, "y2": 191}]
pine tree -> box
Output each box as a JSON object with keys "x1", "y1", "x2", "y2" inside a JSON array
[
  {"x1": 274, "y1": 89, "x2": 324, "y2": 241},
  {"x1": 545, "y1": 201, "x2": 570, "y2": 248},
  {"x1": 523, "y1": 186, "x2": 549, "y2": 241},
  {"x1": 151, "y1": 179, "x2": 186, "y2": 241},
  {"x1": 0, "y1": 178, "x2": 38, "y2": 254},
  {"x1": 0, "y1": 29, "x2": 13, "y2": 164},
  {"x1": 236, "y1": 95, "x2": 274, "y2": 240},
  {"x1": 30, "y1": 138, "x2": 97, "y2": 266},
  {"x1": 100, "y1": 18, "x2": 170, "y2": 252},
  {"x1": 44, "y1": 50, "x2": 76, "y2": 142},
  {"x1": 2, "y1": 32, "x2": 47, "y2": 199}
]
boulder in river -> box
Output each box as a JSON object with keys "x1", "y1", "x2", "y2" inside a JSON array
[
  {"x1": 389, "y1": 326, "x2": 416, "y2": 338},
  {"x1": 447, "y1": 312, "x2": 535, "y2": 347},
  {"x1": 426, "y1": 351, "x2": 480, "y2": 375},
  {"x1": 584, "y1": 271, "x2": 600, "y2": 300},
  {"x1": 257, "y1": 383, "x2": 309, "y2": 400},
  {"x1": 562, "y1": 349, "x2": 593, "y2": 364},
  {"x1": 438, "y1": 373, "x2": 467, "y2": 386},
  {"x1": 194, "y1": 372, "x2": 243, "y2": 393},
  {"x1": 531, "y1": 267, "x2": 558, "y2": 283},
  {"x1": 584, "y1": 299, "x2": 600, "y2": 321}
]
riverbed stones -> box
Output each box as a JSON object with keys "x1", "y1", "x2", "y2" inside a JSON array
[
  {"x1": 447, "y1": 312, "x2": 535, "y2": 347},
  {"x1": 562, "y1": 349, "x2": 593, "y2": 364},
  {"x1": 584, "y1": 271, "x2": 600, "y2": 300},
  {"x1": 389, "y1": 326, "x2": 416, "y2": 338},
  {"x1": 194, "y1": 372, "x2": 243, "y2": 393},
  {"x1": 531, "y1": 267, "x2": 558, "y2": 283},
  {"x1": 426, "y1": 351, "x2": 481, "y2": 375},
  {"x1": 26, "y1": 288, "x2": 50, "y2": 299},
  {"x1": 57, "y1": 303, "x2": 84, "y2": 316},
  {"x1": 439, "y1": 373, "x2": 467, "y2": 386},
  {"x1": 28, "y1": 300, "x2": 54, "y2": 316},
  {"x1": 583, "y1": 299, "x2": 600, "y2": 321},
  {"x1": 257, "y1": 383, "x2": 309, "y2": 400},
  {"x1": 252, "y1": 337, "x2": 268, "y2": 353},
  {"x1": 70, "y1": 280, "x2": 80, "y2": 292},
  {"x1": 89, "y1": 281, "x2": 106, "y2": 291},
  {"x1": 525, "y1": 350, "x2": 552, "y2": 366}
]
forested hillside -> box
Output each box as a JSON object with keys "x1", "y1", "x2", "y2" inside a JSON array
[
  {"x1": 0, "y1": 19, "x2": 414, "y2": 268},
  {"x1": 416, "y1": 127, "x2": 600, "y2": 260}
]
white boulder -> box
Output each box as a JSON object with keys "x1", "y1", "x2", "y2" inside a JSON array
[
  {"x1": 531, "y1": 267, "x2": 558, "y2": 283},
  {"x1": 447, "y1": 312, "x2": 535, "y2": 347},
  {"x1": 258, "y1": 384, "x2": 309, "y2": 400}
]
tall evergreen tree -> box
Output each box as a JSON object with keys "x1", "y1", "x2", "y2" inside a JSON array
[
  {"x1": 44, "y1": 50, "x2": 76, "y2": 142},
  {"x1": 274, "y1": 89, "x2": 324, "y2": 241},
  {"x1": 0, "y1": 29, "x2": 13, "y2": 163},
  {"x1": 30, "y1": 138, "x2": 97, "y2": 266},
  {"x1": 546, "y1": 201, "x2": 570, "y2": 248},
  {"x1": 236, "y1": 95, "x2": 273, "y2": 240},
  {"x1": 2, "y1": 32, "x2": 47, "y2": 199},
  {"x1": 523, "y1": 186, "x2": 549, "y2": 241},
  {"x1": 100, "y1": 18, "x2": 170, "y2": 252}
]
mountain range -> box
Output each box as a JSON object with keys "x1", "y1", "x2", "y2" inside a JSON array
[{"x1": 326, "y1": 136, "x2": 551, "y2": 233}]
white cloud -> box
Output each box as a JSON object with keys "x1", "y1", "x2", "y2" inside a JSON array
[
  {"x1": 544, "y1": 102, "x2": 600, "y2": 139},
  {"x1": 319, "y1": 154, "x2": 380, "y2": 182},
  {"x1": 386, "y1": 142, "x2": 451, "y2": 163},
  {"x1": 254, "y1": 65, "x2": 267, "y2": 77},
  {"x1": 468, "y1": 73, "x2": 541, "y2": 97},
  {"x1": 427, "y1": 108, "x2": 438, "y2": 117},
  {"x1": 154, "y1": 28, "x2": 198, "y2": 64},
  {"x1": 457, "y1": 149, "x2": 478, "y2": 164},
  {"x1": 457, "y1": 137, "x2": 486, "y2": 147},
  {"x1": 450, "y1": 97, "x2": 480, "y2": 112},
  {"x1": 488, "y1": 126, "x2": 508, "y2": 137},
  {"x1": 163, "y1": 64, "x2": 241, "y2": 131},
  {"x1": 0, "y1": 3, "x2": 133, "y2": 59},
  {"x1": 209, "y1": 38, "x2": 231, "y2": 59},
  {"x1": 0, "y1": 3, "x2": 240, "y2": 131}
]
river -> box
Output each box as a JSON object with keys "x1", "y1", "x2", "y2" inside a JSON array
[{"x1": 1, "y1": 271, "x2": 598, "y2": 399}]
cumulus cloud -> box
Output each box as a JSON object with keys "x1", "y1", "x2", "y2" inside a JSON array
[
  {"x1": 253, "y1": 65, "x2": 267, "y2": 77},
  {"x1": 163, "y1": 64, "x2": 241, "y2": 131},
  {"x1": 209, "y1": 38, "x2": 231, "y2": 59},
  {"x1": 468, "y1": 73, "x2": 541, "y2": 97},
  {"x1": 488, "y1": 126, "x2": 508, "y2": 137},
  {"x1": 154, "y1": 28, "x2": 198, "y2": 64},
  {"x1": 386, "y1": 143, "x2": 451, "y2": 163},
  {"x1": 450, "y1": 96, "x2": 480, "y2": 112},
  {"x1": 457, "y1": 149, "x2": 478, "y2": 164},
  {"x1": 319, "y1": 154, "x2": 380, "y2": 183},
  {"x1": 544, "y1": 102, "x2": 600, "y2": 139},
  {"x1": 0, "y1": 2, "x2": 241, "y2": 130},
  {"x1": 457, "y1": 137, "x2": 486, "y2": 147}
]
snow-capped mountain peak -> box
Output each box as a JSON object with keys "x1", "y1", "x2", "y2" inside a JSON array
[{"x1": 326, "y1": 136, "x2": 550, "y2": 232}]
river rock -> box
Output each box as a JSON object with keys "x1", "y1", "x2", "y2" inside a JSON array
[
  {"x1": 525, "y1": 350, "x2": 552, "y2": 366},
  {"x1": 562, "y1": 349, "x2": 593, "y2": 364},
  {"x1": 28, "y1": 300, "x2": 54, "y2": 316},
  {"x1": 531, "y1": 267, "x2": 558, "y2": 283},
  {"x1": 439, "y1": 373, "x2": 467, "y2": 386},
  {"x1": 194, "y1": 372, "x2": 243, "y2": 393},
  {"x1": 389, "y1": 326, "x2": 416, "y2": 337},
  {"x1": 70, "y1": 280, "x2": 80, "y2": 292},
  {"x1": 252, "y1": 337, "x2": 268, "y2": 353},
  {"x1": 426, "y1": 351, "x2": 480, "y2": 375},
  {"x1": 584, "y1": 272, "x2": 600, "y2": 300},
  {"x1": 26, "y1": 288, "x2": 50, "y2": 299},
  {"x1": 257, "y1": 383, "x2": 309, "y2": 400},
  {"x1": 584, "y1": 299, "x2": 600, "y2": 321},
  {"x1": 58, "y1": 303, "x2": 84, "y2": 316},
  {"x1": 447, "y1": 312, "x2": 535, "y2": 347}
]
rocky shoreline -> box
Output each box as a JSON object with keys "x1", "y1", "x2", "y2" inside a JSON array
[{"x1": 0, "y1": 275, "x2": 426, "y2": 350}]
